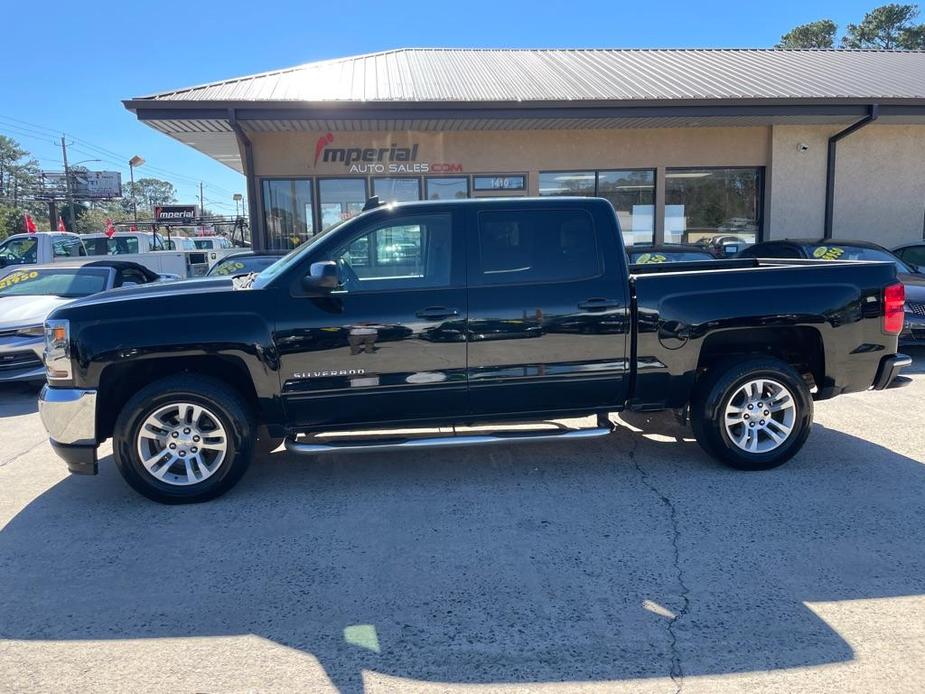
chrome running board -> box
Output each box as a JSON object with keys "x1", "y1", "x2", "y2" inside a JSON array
[{"x1": 284, "y1": 425, "x2": 613, "y2": 455}]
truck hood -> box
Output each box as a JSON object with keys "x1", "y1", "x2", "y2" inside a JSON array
[
  {"x1": 0, "y1": 295, "x2": 72, "y2": 330},
  {"x1": 64, "y1": 277, "x2": 234, "y2": 309}
]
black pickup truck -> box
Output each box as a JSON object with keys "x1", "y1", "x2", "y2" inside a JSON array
[{"x1": 38, "y1": 197, "x2": 910, "y2": 503}]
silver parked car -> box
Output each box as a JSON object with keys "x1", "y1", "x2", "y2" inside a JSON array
[{"x1": 0, "y1": 261, "x2": 167, "y2": 383}]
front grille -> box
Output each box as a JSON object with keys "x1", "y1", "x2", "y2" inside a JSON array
[
  {"x1": 0, "y1": 351, "x2": 42, "y2": 372},
  {"x1": 908, "y1": 301, "x2": 925, "y2": 317}
]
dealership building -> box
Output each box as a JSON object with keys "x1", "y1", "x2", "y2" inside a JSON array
[{"x1": 125, "y1": 48, "x2": 925, "y2": 251}]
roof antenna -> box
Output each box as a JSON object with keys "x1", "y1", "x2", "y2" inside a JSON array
[{"x1": 362, "y1": 195, "x2": 382, "y2": 211}]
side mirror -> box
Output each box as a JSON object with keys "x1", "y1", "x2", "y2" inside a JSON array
[
  {"x1": 723, "y1": 243, "x2": 740, "y2": 257},
  {"x1": 121, "y1": 281, "x2": 139, "y2": 287},
  {"x1": 302, "y1": 260, "x2": 339, "y2": 292}
]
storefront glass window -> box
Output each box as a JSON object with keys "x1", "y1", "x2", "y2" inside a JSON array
[
  {"x1": 598, "y1": 170, "x2": 655, "y2": 246},
  {"x1": 262, "y1": 179, "x2": 314, "y2": 250},
  {"x1": 538, "y1": 169, "x2": 655, "y2": 245},
  {"x1": 426, "y1": 177, "x2": 469, "y2": 200},
  {"x1": 665, "y1": 168, "x2": 761, "y2": 247},
  {"x1": 538, "y1": 172, "x2": 595, "y2": 196},
  {"x1": 372, "y1": 177, "x2": 421, "y2": 203},
  {"x1": 319, "y1": 178, "x2": 368, "y2": 231}
]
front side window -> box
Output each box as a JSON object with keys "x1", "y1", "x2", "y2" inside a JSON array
[
  {"x1": 475, "y1": 210, "x2": 599, "y2": 286},
  {"x1": 263, "y1": 179, "x2": 314, "y2": 250},
  {"x1": 372, "y1": 178, "x2": 421, "y2": 203},
  {"x1": 319, "y1": 178, "x2": 367, "y2": 232},
  {"x1": 665, "y1": 168, "x2": 761, "y2": 247},
  {"x1": 332, "y1": 214, "x2": 453, "y2": 291},
  {"x1": 0, "y1": 237, "x2": 38, "y2": 265}
]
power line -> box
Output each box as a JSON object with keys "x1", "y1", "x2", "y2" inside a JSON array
[{"x1": 0, "y1": 112, "x2": 241, "y2": 198}]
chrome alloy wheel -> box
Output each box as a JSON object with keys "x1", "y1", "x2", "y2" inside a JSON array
[
  {"x1": 136, "y1": 402, "x2": 228, "y2": 486},
  {"x1": 723, "y1": 378, "x2": 796, "y2": 454}
]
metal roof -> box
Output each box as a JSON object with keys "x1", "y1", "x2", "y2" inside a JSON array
[{"x1": 133, "y1": 48, "x2": 925, "y2": 105}]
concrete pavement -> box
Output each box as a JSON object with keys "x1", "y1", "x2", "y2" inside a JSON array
[{"x1": 1, "y1": 350, "x2": 924, "y2": 693}]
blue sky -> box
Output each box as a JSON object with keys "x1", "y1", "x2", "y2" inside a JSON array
[{"x1": 3, "y1": 0, "x2": 883, "y2": 212}]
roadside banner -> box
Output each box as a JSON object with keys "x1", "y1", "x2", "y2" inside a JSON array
[
  {"x1": 57, "y1": 216, "x2": 66, "y2": 231},
  {"x1": 105, "y1": 219, "x2": 117, "y2": 238},
  {"x1": 24, "y1": 214, "x2": 36, "y2": 233}
]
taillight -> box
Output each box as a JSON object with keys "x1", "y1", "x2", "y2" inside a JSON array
[{"x1": 883, "y1": 282, "x2": 905, "y2": 335}]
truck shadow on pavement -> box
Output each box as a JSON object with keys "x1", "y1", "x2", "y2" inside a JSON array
[{"x1": 1, "y1": 419, "x2": 924, "y2": 692}]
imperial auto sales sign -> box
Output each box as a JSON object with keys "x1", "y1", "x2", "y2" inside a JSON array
[
  {"x1": 154, "y1": 205, "x2": 198, "y2": 223},
  {"x1": 312, "y1": 132, "x2": 463, "y2": 174}
]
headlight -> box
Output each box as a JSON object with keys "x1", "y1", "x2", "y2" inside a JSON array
[
  {"x1": 43, "y1": 319, "x2": 72, "y2": 381},
  {"x1": 15, "y1": 324, "x2": 45, "y2": 338}
]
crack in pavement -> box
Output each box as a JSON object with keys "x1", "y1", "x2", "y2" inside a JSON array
[
  {"x1": 624, "y1": 426, "x2": 691, "y2": 694},
  {"x1": 0, "y1": 438, "x2": 48, "y2": 468}
]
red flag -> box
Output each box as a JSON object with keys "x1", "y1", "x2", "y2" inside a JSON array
[
  {"x1": 24, "y1": 214, "x2": 37, "y2": 234},
  {"x1": 105, "y1": 219, "x2": 116, "y2": 238},
  {"x1": 57, "y1": 216, "x2": 66, "y2": 232},
  {"x1": 129, "y1": 223, "x2": 138, "y2": 232}
]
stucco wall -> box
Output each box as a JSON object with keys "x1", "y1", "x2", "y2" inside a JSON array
[
  {"x1": 769, "y1": 123, "x2": 925, "y2": 245},
  {"x1": 835, "y1": 124, "x2": 925, "y2": 247}
]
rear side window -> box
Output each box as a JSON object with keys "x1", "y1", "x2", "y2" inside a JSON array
[{"x1": 475, "y1": 209, "x2": 600, "y2": 285}]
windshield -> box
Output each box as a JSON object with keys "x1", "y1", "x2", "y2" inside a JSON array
[
  {"x1": 0, "y1": 237, "x2": 38, "y2": 265},
  {"x1": 629, "y1": 250, "x2": 715, "y2": 264},
  {"x1": 208, "y1": 255, "x2": 281, "y2": 277},
  {"x1": 807, "y1": 245, "x2": 913, "y2": 273},
  {"x1": 251, "y1": 216, "x2": 355, "y2": 289},
  {"x1": 0, "y1": 267, "x2": 110, "y2": 297}
]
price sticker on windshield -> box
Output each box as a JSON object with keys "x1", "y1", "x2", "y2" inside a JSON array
[
  {"x1": 636, "y1": 253, "x2": 668, "y2": 264},
  {"x1": 215, "y1": 261, "x2": 246, "y2": 276},
  {"x1": 0, "y1": 270, "x2": 39, "y2": 290},
  {"x1": 812, "y1": 246, "x2": 845, "y2": 261}
]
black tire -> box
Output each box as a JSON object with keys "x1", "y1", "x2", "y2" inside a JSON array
[
  {"x1": 113, "y1": 374, "x2": 255, "y2": 504},
  {"x1": 690, "y1": 357, "x2": 813, "y2": 471}
]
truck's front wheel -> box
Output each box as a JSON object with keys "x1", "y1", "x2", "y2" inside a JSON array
[
  {"x1": 690, "y1": 357, "x2": 813, "y2": 470},
  {"x1": 113, "y1": 374, "x2": 255, "y2": 503}
]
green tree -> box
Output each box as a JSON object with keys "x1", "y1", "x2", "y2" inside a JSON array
[
  {"x1": 0, "y1": 135, "x2": 40, "y2": 209},
  {"x1": 121, "y1": 177, "x2": 177, "y2": 218},
  {"x1": 841, "y1": 3, "x2": 925, "y2": 48},
  {"x1": 777, "y1": 19, "x2": 838, "y2": 48}
]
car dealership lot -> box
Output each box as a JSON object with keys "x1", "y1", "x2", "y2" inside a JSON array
[{"x1": 1, "y1": 352, "x2": 924, "y2": 693}]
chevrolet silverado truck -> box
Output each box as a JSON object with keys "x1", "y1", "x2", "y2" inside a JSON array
[{"x1": 38, "y1": 197, "x2": 911, "y2": 504}]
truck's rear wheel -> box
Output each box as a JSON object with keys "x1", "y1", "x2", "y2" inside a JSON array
[
  {"x1": 113, "y1": 374, "x2": 255, "y2": 503},
  {"x1": 690, "y1": 357, "x2": 813, "y2": 470}
]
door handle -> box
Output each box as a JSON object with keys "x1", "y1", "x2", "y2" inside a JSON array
[
  {"x1": 416, "y1": 306, "x2": 460, "y2": 320},
  {"x1": 578, "y1": 298, "x2": 621, "y2": 311}
]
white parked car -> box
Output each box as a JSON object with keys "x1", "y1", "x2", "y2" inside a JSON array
[{"x1": 0, "y1": 261, "x2": 169, "y2": 383}]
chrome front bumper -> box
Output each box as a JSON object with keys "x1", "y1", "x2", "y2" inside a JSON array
[{"x1": 39, "y1": 386, "x2": 97, "y2": 445}]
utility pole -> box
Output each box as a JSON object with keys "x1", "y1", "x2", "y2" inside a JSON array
[
  {"x1": 199, "y1": 182, "x2": 204, "y2": 215},
  {"x1": 61, "y1": 136, "x2": 76, "y2": 230}
]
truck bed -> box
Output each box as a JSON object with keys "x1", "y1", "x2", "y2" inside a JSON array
[{"x1": 628, "y1": 256, "x2": 901, "y2": 409}]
